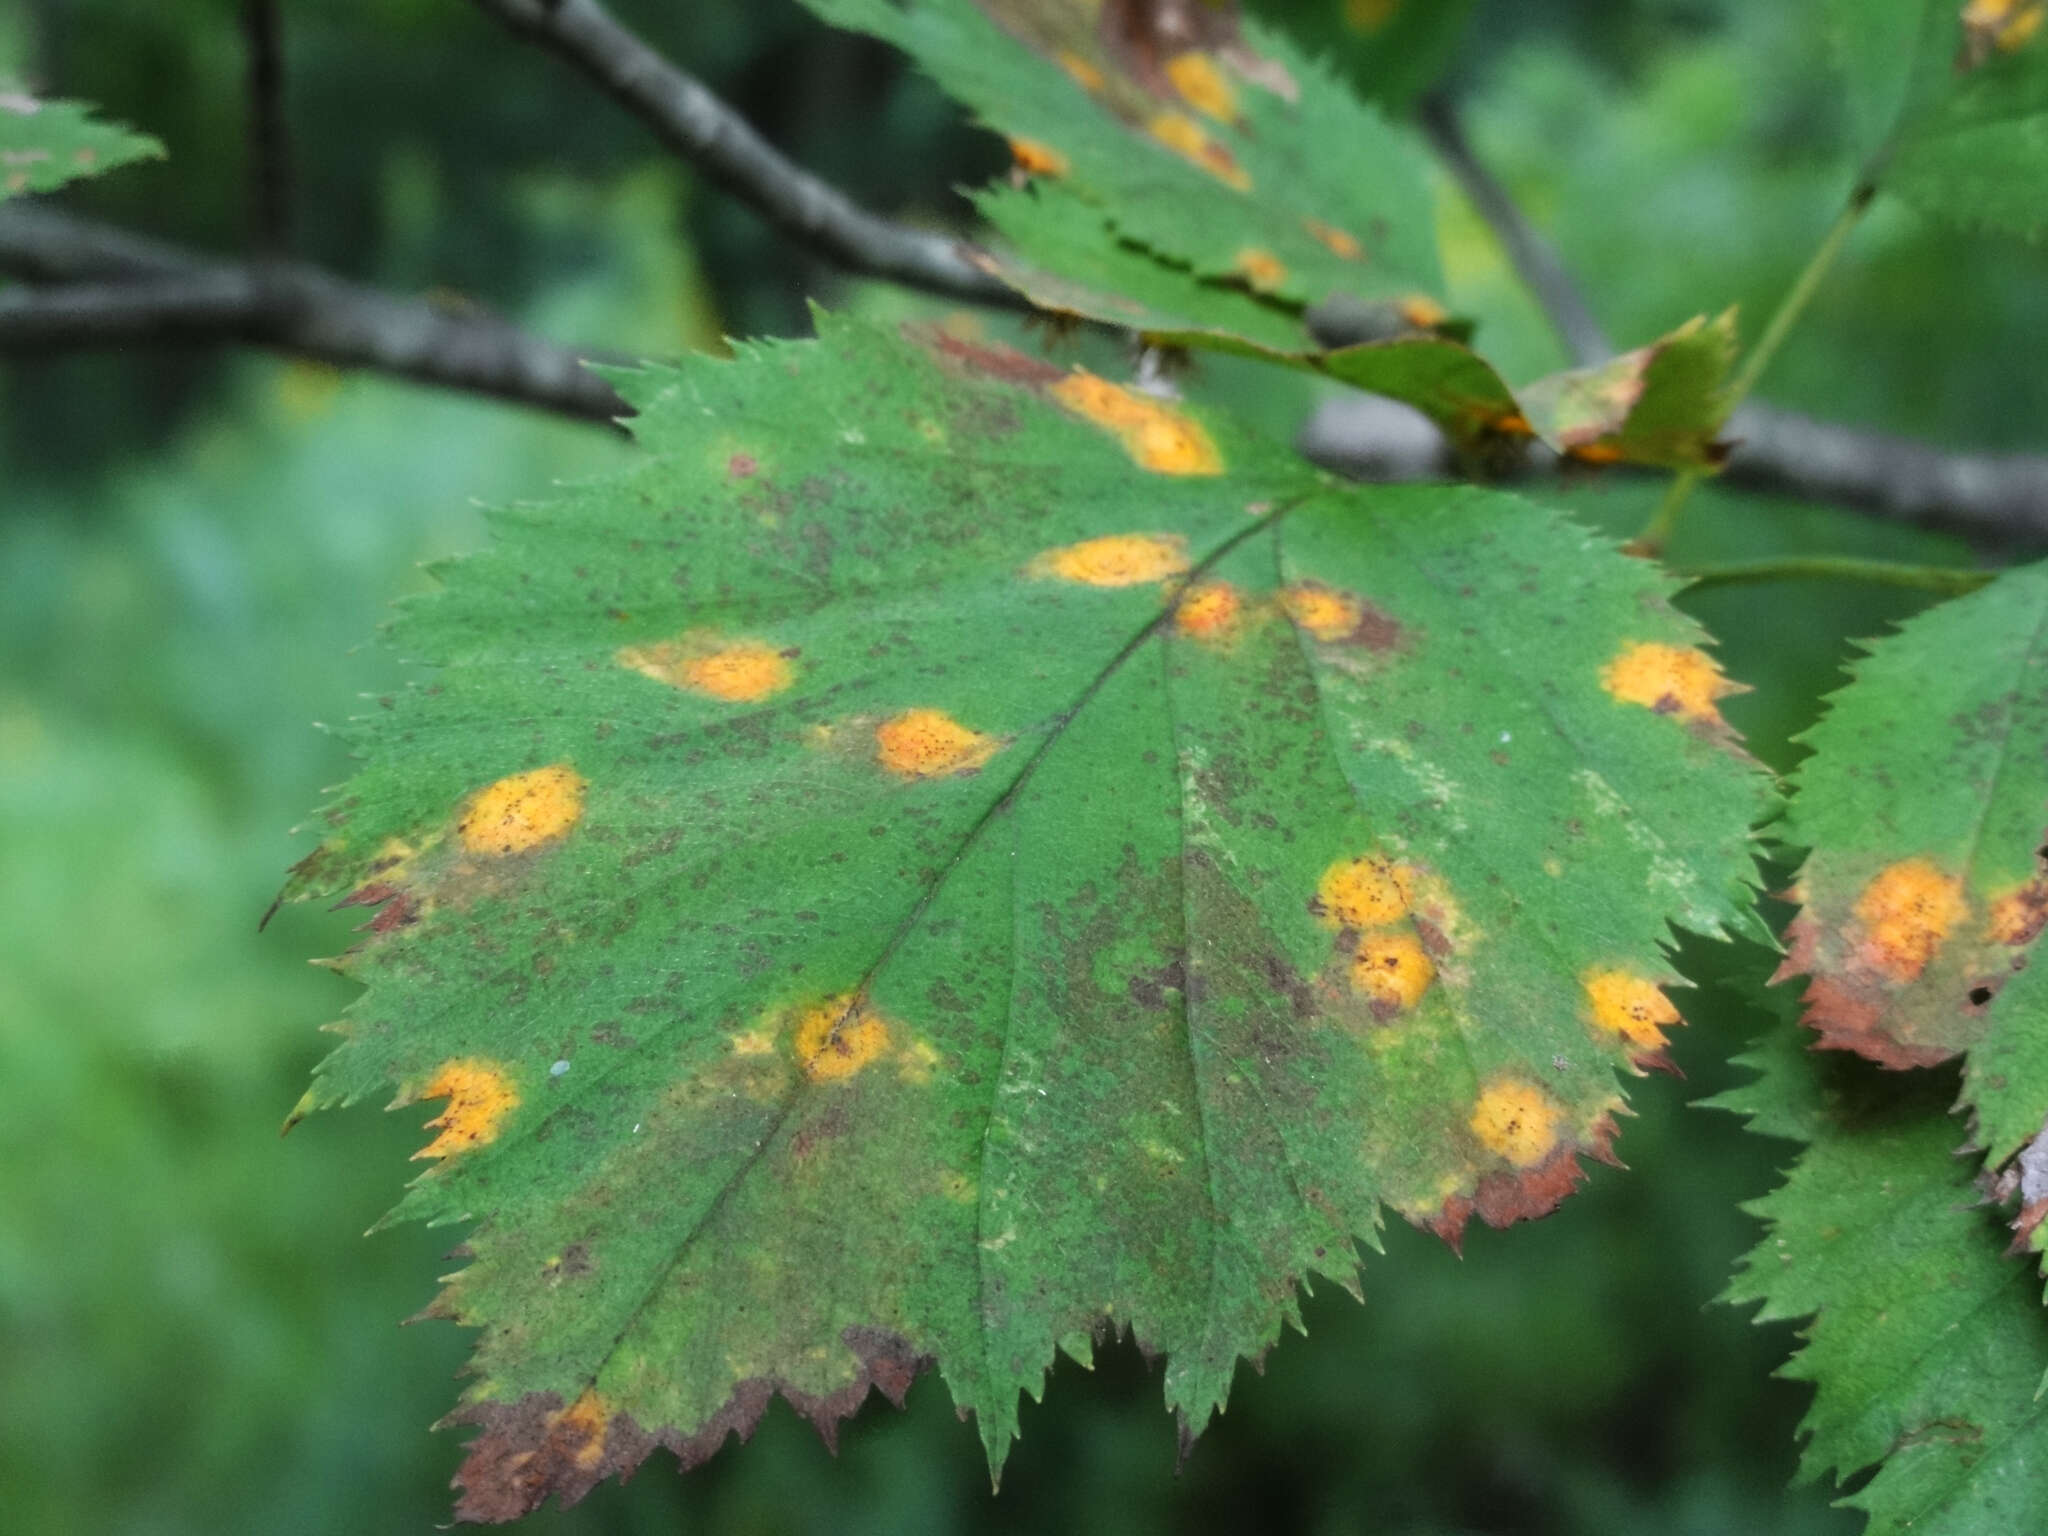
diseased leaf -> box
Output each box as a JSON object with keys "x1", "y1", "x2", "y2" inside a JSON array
[
  {"x1": 1775, "y1": 562, "x2": 2048, "y2": 1255},
  {"x1": 1832, "y1": 0, "x2": 2048, "y2": 237},
  {"x1": 0, "y1": 91, "x2": 161, "y2": 200},
  {"x1": 803, "y1": 0, "x2": 1443, "y2": 309},
  {"x1": 1718, "y1": 1012, "x2": 2048, "y2": 1536},
  {"x1": 282, "y1": 312, "x2": 1769, "y2": 1519},
  {"x1": 981, "y1": 180, "x2": 1735, "y2": 465}
]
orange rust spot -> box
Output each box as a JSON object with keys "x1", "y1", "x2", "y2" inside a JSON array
[
  {"x1": 1281, "y1": 582, "x2": 1364, "y2": 642},
  {"x1": 1317, "y1": 855, "x2": 1414, "y2": 927},
  {"x1": 794, "y1": 994, "x2": 892, "y2": 1082},
  {"x1": 1583, "y1": 969, "x2": 1680, "y2": 1051},
  {"x1": 1988, "y1": 880, "x2": 2048, "y2": 945},
  {"x1": 1469, "y1": 1078, "x2": 1565, "y2": 1168},
  {"x1": 1146, "y1": 111, "x2": 1252, "y2": 190},
  {"x1": 1566, "y1": 440, "x2": 1628, "y2": 466},
  {"x1": 1352, "y1": 930, "x2": 1435, "y2": 1012},
  {"x1": 618, "y1": 637, "x2": 793, "y2": 702},
  {"x1": 414, "y1": 1058, "x2": 520, "y2": 1160},
  {"x1": 1855, "y1": 858, "x2": 1968, "y2": 981},
  {"x1": 457, "y1": 765, "x2": 586, "y2": 855},
  {"x1": 874, "y1": 708, "x2": 1001, "y2": 779},
  {"x1": 1173, "y1": 581, "x2": 1243, "y2": 640},
  {"x1": 1035, "y1": 532, "x2": 1190, "y2": 588},
  {"x1": 555, "y1": 1389, "x2": 611, "y2": 1471},
  {"x1": 1599, "y1": 641, "x2": 1733, "y2": 724},
  {"x1": 1233, "y1": 247, "x2": 1289, "y2": 292},
  {"x1": 1397, "y1": 295, "x2": 1448, "y2": 329},
  {"x1": 1165, "y1": 52, "x2": 1238, "y2": 122},
  {"x1": 1008, "y1": 137, "x2": 1068, "y2": 177},
  {"x1": 1057, "y1": 49, "x2": 1106, "y2": 92},
  {"x1": 1049, "y1": 372, "x2": 1223, "y2": 475},
  {"x1": 1303, "y1": 218, "x2": 1363, "y2": 259}
]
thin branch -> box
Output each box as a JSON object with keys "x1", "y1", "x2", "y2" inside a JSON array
[
  {"x1": 0, "y1": 204, "x2": 630, "y2": 424},
  {"x1": 1298, "y1": 393, "x2": 2048, "y2": 549},
  {"x1": 1417, "y1": 91, "x2": 1610, "y2": 368},
  {"x1": 463, "y1": 0, "x2": 1020, "y2": 309},
  {"x1": 240, "y1": 0, "x2": 294, "y2": 254}
]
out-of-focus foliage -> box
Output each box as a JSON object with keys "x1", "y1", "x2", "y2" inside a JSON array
[
  {"x1": 2, "y1": 0, "x2": 2041, "y2": 1532},
  {"x1": 0, "y1": 91, "x2": 159, "y2": 199}
]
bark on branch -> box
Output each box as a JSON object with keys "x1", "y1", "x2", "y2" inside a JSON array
[
  {"x1": 0, "y1": 203, "x2": 630, "y2": 423},
  {"x1": 463, "y1": 0, "x2": 1018, "y2": 309}
]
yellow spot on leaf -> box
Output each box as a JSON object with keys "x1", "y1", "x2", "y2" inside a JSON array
[
  {"x1": 618, "y1": 636, "x2": 794, "y2": 702},
  {"x1": 1057, "y1": 49, "x2": 1105, "y2": 92},
  {"x1": 1050, "y1": 372, "x2": 1223, "y2": 475},
  {"x1": 1008, "y1": 137, "x2": 1068, "y2": 177},
  {"x1": 1352, "y1": 930, "x2": 1436, "y2": 1012},
  {"x1": 1281, "y1": 582, "x2": 1364, "y2": 641},
  {"x1": 898, "y1": 1038, "x2": 942, "y2": 1085},
  {"x1": 1174, "y1": 581, "x2": 1243, "y2": 640},
  {"x1": 1303, "y1": 218, "x2": 1363, "y2": 259},
  {"x1": 794, "y1": 994, "x2": 892, "y2": 1082},
  {"x1": 413, "y1": 1058, "x2": 520, "y2": 1160},
  {"x1": 1398, "y1": 295, "x2": 1448, "y2": 329},
  {"x1": 1036, "y1": 532, "x2": 1191, "y2": 587},
  {"x1": 1234, "y1": 248, "x2": 1289, "y2": 292},
  {"x1": 1470, "y1": 1078, "x2": 1565, "y2": 1167},
  {"x1": 875, "y1": 708, "x2": 1001, "y2": 779},
  {"x1": 457, "y1": 765, "x2": 586, "y2": 855},
  {"x1": 1318, "y1": 855, "x2": 1415, "y2": 927},
  {"x1": 1147, "y1": 111, "x2": 1252, "y2": 190},
  {"x1": 1583, "y1": 969, "x2": 1680, "y2": 1050},
  {"x1": 730, "y1": 1029, "x2": 777, "y2": 1056},
  {"x1": 1599, "y1": 642, "x2": 1732, "y2": 724},
  {"x1": 556, "y1": 1389, "x2": 611, "y2": 1471},
  {"x1": 1963, "y1": 0, "x2": 2044, "y2": 66},
  {"x1": 1856, "y1": 858, "x2": 1968, "y2": 981},
  {"x1": 1166, "y1": 52, "x2": 1239, "y2": 122}
]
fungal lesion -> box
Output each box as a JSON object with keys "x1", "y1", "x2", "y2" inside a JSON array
[
  {"x1": 873, "y1": 708, "x2": 1003, "y2": 780},
  {"x1": 1047, "y1": 373, "x2": 1224, "y2": 476},
  {"x1": 1598, "y1": 640, "x2": 1736, "y2": 726},
  {"x1": 1853, "y1": 857, "x2": 1969, "y2": 982},
  {"x1": 410, "y1": 1057, "x2": 521, "y2": 1160},
  {"x1": 456, "y1": 764, "x2": 587, "y2": 856},
  {"x1": 1031, "y1": 532, "x2": 1191, "y2": 587},
  {"x1": 616, "y1": 633, "x2": 796, "y2": 703}
]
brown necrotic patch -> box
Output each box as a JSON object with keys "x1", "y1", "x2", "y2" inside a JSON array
[
  {"x1": 1419, "y1": 1109, "x2": 1623, "y2": 1253},
  {"x1": 412, "y1": 1058, "x2": 521, "y2": 1160},
  {"x1": 452, "y1": 1329, "x2": 930, "y2": 1522},
  {"x1": 873, "y1": 708, "x2": 1002, "y2": 780},
  {"x1": 617, "y1": 635, "x2": 795, "y2": 703}
]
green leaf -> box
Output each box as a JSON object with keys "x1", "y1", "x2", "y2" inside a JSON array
[
  {"x1": 1719, "y1": 1014, "x2": 2048, "y2": 1535},
  {"x1": 1776, "y1": 561, "x2": 2048, "y2": 1249},
  {"x1": 981, "y1": 179, "x2": 1736, "y2": 466},
  {"x1": 283, "y1": 312, "x2": 1769, "y2": 1518},
  {"x1": 0, "y1": 91, "x2": 162, "y2": 201},
  {"x1": 803, "y1": 0, "x2": 1442, "y2": 308},
  {"x1": 1831, "y1": 0, "x2": 2048, "y2": 237}
]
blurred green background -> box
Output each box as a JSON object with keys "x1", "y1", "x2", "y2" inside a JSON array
[{"x1": 2, "y1": 1, "x2": 2034, "y2": 1532}]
